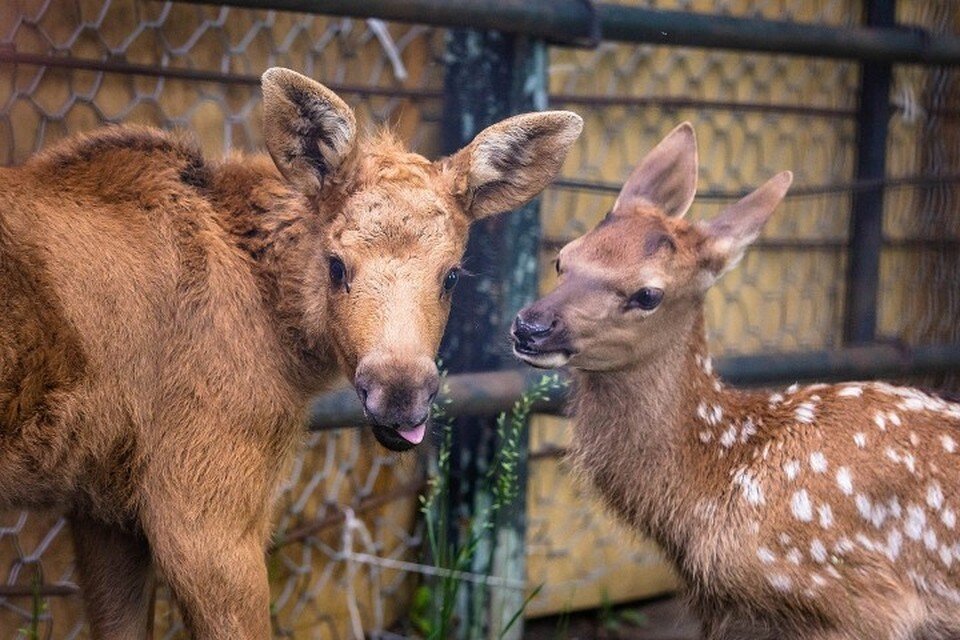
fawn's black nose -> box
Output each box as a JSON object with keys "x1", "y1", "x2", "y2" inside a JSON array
[{"x1": 512, "y1": 312, "x2": 556, "y2": 343}]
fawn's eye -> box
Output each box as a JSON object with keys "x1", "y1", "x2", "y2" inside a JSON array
[
  {"x1": 329, "y1": 256, "x2": 348, "y2": 290},
  {"x1": 626, "y1": 287, "x2": 664, "y2": 311},
  {"x1": 554, "y1": 258, "x2": 561, "y2": 275},
  {"x1": 442, "y1": 268, "x2": 460, "y2": 295}
]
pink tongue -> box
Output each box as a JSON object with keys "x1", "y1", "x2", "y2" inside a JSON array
[{"x1": 397, "y1": 422, "x2": 427, "y2": 445}]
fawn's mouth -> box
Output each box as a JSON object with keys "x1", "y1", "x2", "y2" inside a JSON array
[{"x1": 512, "y1": 343, "x2": 572, "y2": 369}]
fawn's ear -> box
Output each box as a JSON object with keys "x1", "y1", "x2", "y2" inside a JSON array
[
  {"x1": 614, "y1": 122, "x2": 698, "y2": 218},
  {"x1": 443, "y1": 111, "x2": 583, "y2": 220},
  {"x1": 261, "y1": 67, "x2": 357, "y2": 198},
  {"x1": 697, "y1": 171, "x2": 793, "y2": 285}
]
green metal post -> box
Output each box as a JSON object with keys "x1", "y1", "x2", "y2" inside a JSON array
[
  {"x1": 439, "y1": 28, "x2": 546, "y2": 640},
  {"x1": 844, "y1": 0, "x2": 895, "y2": 343}
]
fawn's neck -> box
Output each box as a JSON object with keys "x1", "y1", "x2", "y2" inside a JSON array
[{"x1": 569, "y1": 311, "x2": 738, "y2": 543}]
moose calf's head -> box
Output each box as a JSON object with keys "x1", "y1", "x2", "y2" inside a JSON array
[
  {"x1": 262, "y1": 68, "x2": 582, "y2": 451},
  {"x1": 513, "y1": 122, "x2": 791, "y2": 372}
]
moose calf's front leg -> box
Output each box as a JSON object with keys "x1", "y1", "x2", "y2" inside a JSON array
[
  {"x1": 71, "y1": 516, "x2": 155, "y2": 639},
  {"x1": 147, "y1": 518, "x2": 272, "y2": 639}
]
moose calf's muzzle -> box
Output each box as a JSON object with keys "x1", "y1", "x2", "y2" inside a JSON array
[{"x1": 354, "y1": 354, "x2": 439, "y2": 451}]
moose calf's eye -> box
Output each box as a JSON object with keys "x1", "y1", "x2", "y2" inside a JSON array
[
  {"x1": 627, "y1": 287, "x2": 664, "y2": 311},
  {"x1": 329, "y1": 256, "x2": 347, "y2": 289},
  {"x1": 443, "y1": 268, "x2": 460, "y2": 294}
]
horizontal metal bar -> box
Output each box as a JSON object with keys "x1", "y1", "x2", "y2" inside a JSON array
[
  {"x1": 307, "y1": 368, "x2": 558, "y2": 430},
  {"x1": 720, "y1": 343, "x2": 960, "y2": 386},
  {"x1": 0, "y1": 583, "x2": 78, "y2": 598},
  {"x1": 548, "y1": 93, "x2": 857, "y2": 119},
  {"x1": 550, "y1": 174, "x2": 960, "y2": 199},
  {"x1": 0, "y1": 50, "x2": 443, "y2": 100},
  {"x1": 308, "y1": 343, "x2": 960, "y2": 430},
  {"x1": 174, "y1": 0, "x2": 960, "y2": 65},
  {"x1": 542, "y1": 236, "x2": 960, "y2": 252}
]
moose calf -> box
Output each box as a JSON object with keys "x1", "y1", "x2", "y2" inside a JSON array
[
  {"x1": 0, "y1": 67, "x2": 582, "y2": 638},
  {"x1": 513, "y1": 123, "x2": 960, "y2": 639}
]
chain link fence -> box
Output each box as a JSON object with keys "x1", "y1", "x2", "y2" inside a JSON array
[{"x1": 2, "y1": 0, "x2": 959, "y2": 636}]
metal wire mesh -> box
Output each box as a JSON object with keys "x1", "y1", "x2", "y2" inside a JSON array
[
  {"x1": 1, "y1": 2, "x2": 444, "y2": 637},
  {"x1": 1, "y1": 0, "x2": 959, "y2": 635}
]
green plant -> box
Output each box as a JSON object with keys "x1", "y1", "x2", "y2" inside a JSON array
[
  {"x1": 18, "y1": 570, "x2": 47, "y2": 640},
  {"x1": 416, "y1": 372, "x2": 566, "y2": 639},
  {"x1": 597, "y1": 588, "x2": 649, "y2": 634}
]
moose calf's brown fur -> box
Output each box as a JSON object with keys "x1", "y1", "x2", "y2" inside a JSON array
[
  {"x1": 513, "y1": 123, "x2": 960, "y2": 639},
  {"x1": 0, "y1": 67, "x2": 581, "y2": 638}
]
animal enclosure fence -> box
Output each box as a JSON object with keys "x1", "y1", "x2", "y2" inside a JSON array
[{"x1": 2, "y1": 0, "x2": 960, "y2": 637}]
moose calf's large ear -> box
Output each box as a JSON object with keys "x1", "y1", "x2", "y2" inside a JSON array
[
  {"x1": 697, "y1": 171, "x2": 793, "y2": 286},
  {"x1": 614, "y1": 122, "x2": 698, "y2": 219},
  {"x1": 261, "y1": 67, "x2": 357, "y2": 198},
  {"x1": 444, "y1": 111, "x2": 583, "y2": 220}
]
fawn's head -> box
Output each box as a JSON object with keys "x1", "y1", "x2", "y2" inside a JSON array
[
  {"x1": 513, "y1": 122, "x2": 791, "y2": 372},
  {"x1": 262, "y1": 68, "x2": 581, "y2": 450}
]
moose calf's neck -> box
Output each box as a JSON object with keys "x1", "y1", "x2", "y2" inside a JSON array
[{"x1": 208, "y1": 155, "x2": 339, "y2": 391}]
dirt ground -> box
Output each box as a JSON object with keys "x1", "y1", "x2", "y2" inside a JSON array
[{"x1": 524, "y1": 596, "x2": 701, "y2": 640}]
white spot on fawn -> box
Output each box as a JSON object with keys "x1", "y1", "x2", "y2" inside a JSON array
[
  {"x1": 710, "y1": 405, "x2": 723, "y2": 425},
  {"x1": 886, "y1": 529, "x2": 903, "y2": 561},
  {"x1": 719, "y1": 425, "x2": 737, "y2": 448},
  {"x1": 697, "y1": 402, "x2": 709, "y2": 423},
  {"x1": 903, "y1": 453, "x2": 917, "y2": 473},
  {"x1": 924, "y1": 528, "x2": 938, "y2": 552},
  {"x1": 810, "y1": 539, "x2": 827, "y2": 563},
  {"x1": 888, "y1": 411, "x2": 902, "y2": 427},
  {"x1": 786, "y1": 383, "x2": 800, "y2": 394},
  {"x1": 768, "y1": 573, "x2": 792, "y2": 592},
  {"x1": 818, "y1": 503, "x2": 834, "y2": 529},
  {"x1": 795, "y1": 402, "x2": 817, "y2": 424},
  {"x1": 836, "y1": 467, "x2": 853, "y2": 495},
  {"x1": 927, "y1": 483, "x2": 944, "y2": 511},
  {"x1": 783, "y1": 460, "x2": 800, "y2": 481},
  {"x1": 834, "y1": 538, "x2": 854, "y2": 555},
  {"x1": 757, "y1": 546, "x2": 776, "y2": 564},
  {"x1": 699, "y1": 430, "x2": 713, "y2": 443},
  {"x1": 940, "y1": 544, "x2": 954, "y2": 568},
  {"x1": 838, "y1": 385, "x2": 863, "y2": 398},
  {"x1": 855, "y1": 494, "x2": 875, "y2": 524},
  {"x1": 768, "y1": 393, "x2": 785, "y2": 406},
  {"x1": 792, "y1": 490, "x2": 813, "y2": 522},
  {"x1": 810, "y1": 452, "x2": 828, "y2": 474},
  {"x1": 874, "y1": 412, "x2": 887, "y2": 431},
  {"x1": 733, "y1": 468, "x2": 765, "y2": 506},
  {"x1": 942, "y1": 434, "x2": 957, "y2": 453},
  {"x1": 784, "y1": 547, "x2": 801, "y2": 565},
  {"x1": 942, "y1": 508, "x2": 956, "y2": 530},
  {"x1": 905, "y1": 504, "x2": 926, "y2": 540},
  {"x1": 854, "y1": 432, "x2": 867, "y2": 448},
  {"x1": 888, "y1": 496, "x2": 902, "y2": 519}
]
